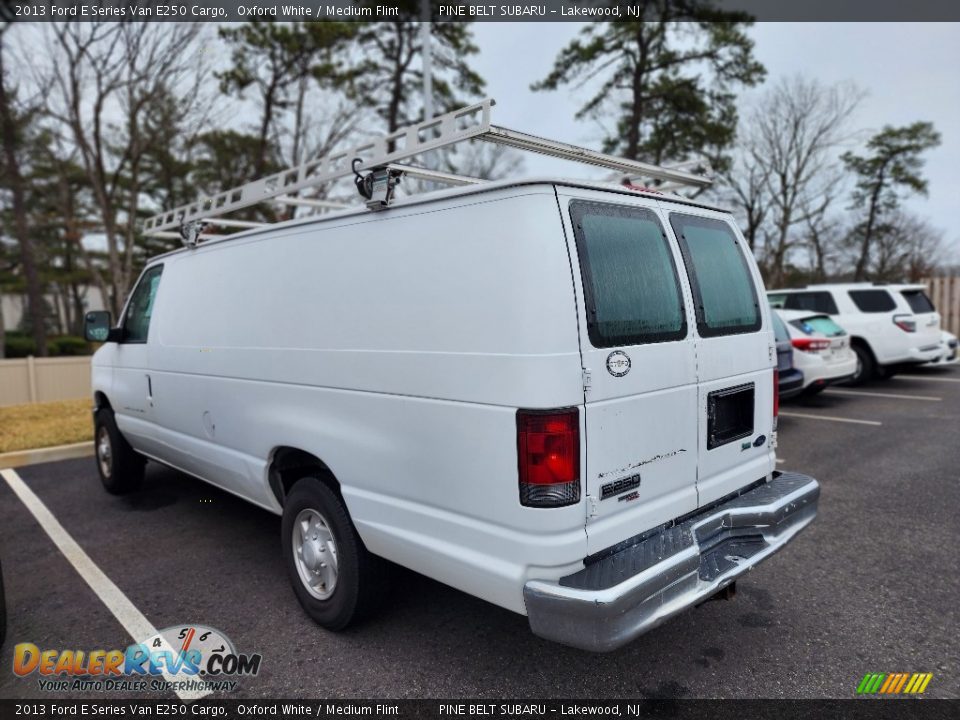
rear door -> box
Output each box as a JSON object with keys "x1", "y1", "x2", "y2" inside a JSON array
[
  {"x1": 899, "y1": 288, "x2": 942, "y2": 348},
  {"x1": 665, "y1": 210, "x2": 776, "y2": 507},
  {"x1": 559, "y1": 189, "x2": 699, "y2": 555}
]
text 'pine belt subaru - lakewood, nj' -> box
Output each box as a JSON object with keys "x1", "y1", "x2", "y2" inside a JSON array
[{"x1": 84, "y1": 100, "x2": 819, "y2": 652}]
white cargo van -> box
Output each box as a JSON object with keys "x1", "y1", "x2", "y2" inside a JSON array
[{"x1": 84, "y1": 102, "x2": 819, "y2": 651}]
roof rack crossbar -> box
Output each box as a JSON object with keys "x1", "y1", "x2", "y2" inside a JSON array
[
  {"x1": 275, "y1": 196, "x2": 351, "y2": 210},
  {"x1": 143, "y1": 97, "x2": 712, "y2": 239}
]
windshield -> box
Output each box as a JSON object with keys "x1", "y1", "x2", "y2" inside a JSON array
[{"x1": 771, "y1": 312, "x2": 791, "y2": 343}]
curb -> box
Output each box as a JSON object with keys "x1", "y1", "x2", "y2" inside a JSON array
[{"x1": 0, "y1": 441, "x2": 94, "y2": 469}]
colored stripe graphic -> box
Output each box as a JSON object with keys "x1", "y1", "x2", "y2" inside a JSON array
[{"x1": 858, "y1": 672, "x2": 932, "y2": 694}]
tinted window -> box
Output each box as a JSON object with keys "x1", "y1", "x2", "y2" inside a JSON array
[
  {"x1": 123, "y1": 265, "x2": 163, "y2": 343},
  {"x1": 789, "y1": 315, "x2": 846, "y2": 337},
  {"x1": 783, "y1": 291, "x2": 839, "y2": 315},
  {"x1": 848, "y1": 289, "x2": 896, "y2": 313},
  {"x1": 570, "y1": 201, "x2": 686, "y2": 348},
  {"x1": 767, "y1": 293, "x2": 787, "y2": 308},
  {"x1": 901, "y1": 290, "x2": 935, "y2": 313},
  {"x1": 771, "y1": 312, "x2": 790, "y2": 343},
  {"x1": 670, "y1": 214, "x2": 760, "y2": 337}
]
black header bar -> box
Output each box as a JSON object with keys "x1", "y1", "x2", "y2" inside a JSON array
[{"x1": 3, "y1": 0, "x2": 960, "y2": 23}]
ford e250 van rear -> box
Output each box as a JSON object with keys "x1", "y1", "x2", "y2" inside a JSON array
[{"x1": 86, "y1": 100, "x2": 819, "y2": 652}]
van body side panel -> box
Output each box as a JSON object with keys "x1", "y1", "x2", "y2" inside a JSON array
[
  {"x1": 556, "y1": 189, "x2": 700, "y2": 557},
  {"x1": 146, "y1": 189, "x2": 587, "y2": 614}
]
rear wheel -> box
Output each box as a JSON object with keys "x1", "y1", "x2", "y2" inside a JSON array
[
  {"x1": 874, "y1": 364, "x2": 897, "y2": 381},
  {"x1": 94, "y1": 407, "x2": 145, "y2": 494},
  {"x1": 282, "y1": 477, "x2": 384, "y2": 630},
  {"x1": 849, "y1": 344, "x2": 875, "y2": 385}
]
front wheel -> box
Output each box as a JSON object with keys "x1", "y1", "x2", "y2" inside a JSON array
[
  {"x1": 281, "y1": 478, "x2": 384, "y2": 630},
  {"x1": 94, "y1": 408, "x2": 145, "y2": 494}
]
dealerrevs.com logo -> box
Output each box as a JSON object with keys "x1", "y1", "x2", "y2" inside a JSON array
[{"x1": 13, "y1": 625, "x2": 261, "y2": 694}]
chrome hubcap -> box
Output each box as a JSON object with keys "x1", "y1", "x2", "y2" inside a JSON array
[
  {"x1": 97, "y1": 427, "x2": 112, "y2": 479},
  {"x1": 292, "y1": 508, "x2": 339, "y2": 600}
]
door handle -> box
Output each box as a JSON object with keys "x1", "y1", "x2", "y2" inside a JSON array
[{"x1": 146, "y1": 374, "x2": 153, "y2": 403}]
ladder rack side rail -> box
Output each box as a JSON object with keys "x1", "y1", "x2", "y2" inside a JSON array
[
  {"x1": 142, "y1": 99, "x2": 496, "y2": 236},
  {"x1": 478, "y1": 125, "x2": 713, "y2": 188}
]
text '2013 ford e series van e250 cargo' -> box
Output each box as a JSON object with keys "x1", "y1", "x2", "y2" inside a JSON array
[{"x1": 84, "y1": 102, "x2": 819, "y2": 652}]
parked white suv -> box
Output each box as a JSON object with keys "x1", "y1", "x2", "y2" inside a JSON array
[
  {"x1": 768, "y1": 283, "x2": 941, "y2": 383},
  {"x1": 85, "y1": 178, "x2": 819, "y2": 652},
  {"x1": 773, "y1": 309, "x2": 857, "y2": 394}
]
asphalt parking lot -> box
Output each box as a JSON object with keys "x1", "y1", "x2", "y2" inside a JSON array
[{"x1": 1, "y1": 366, "x2": 958, "y2": 700}]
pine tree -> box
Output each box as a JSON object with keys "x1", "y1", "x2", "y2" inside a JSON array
[{"x1": 533, "y1": 5, "x2": 764, "y2": 169}]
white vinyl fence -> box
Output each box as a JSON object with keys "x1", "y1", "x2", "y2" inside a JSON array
[{"x1": 0, "y1": 356, "x2": 91, "y2": 407}]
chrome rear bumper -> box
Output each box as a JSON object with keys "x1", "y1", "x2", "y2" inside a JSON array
[{"x1": 523, "y1": 471, "x2": 819, "y2": 652}]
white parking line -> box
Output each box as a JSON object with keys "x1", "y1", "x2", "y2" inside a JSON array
[
  {"x1": 0, "y1": 468, "x2": 210, "y2": 702},
  {"x1": 778, "y1": 412, "x2": 882, "y2": 427},
  {"x1": 894, "y1": 374, "x2": 960, "y2": 384},
  {"x1": 825, "y1": 389, "x2": 941, "y2": 402}
]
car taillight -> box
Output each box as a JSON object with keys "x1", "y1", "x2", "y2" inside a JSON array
[
  {"x1": 773, "y1": 370, "x2": 779, "y2": 430},
  {"x1": 517, "y1": 408, "x2": 580, "y2": 508},
  {"x1": 791, "y1": 337, "x2": 831, "y2": 352},
  {"x1": 893, "y1": 315, "x2": 917, "y2": 332}
]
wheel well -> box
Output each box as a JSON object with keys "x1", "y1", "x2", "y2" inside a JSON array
[
  {"x1": 94, "y1": 392, "x2": 112, "y2": 411},
  {"x1": 268, "y1": 447, "x2": 340, "y2": 507},
  {"x1": 850, "y1": 336, "x2": 876, "y2": 361}
]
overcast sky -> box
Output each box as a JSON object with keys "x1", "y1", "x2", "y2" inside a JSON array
[{"x1": 470, "y1": 22, "x2": 960, "y2": 260}]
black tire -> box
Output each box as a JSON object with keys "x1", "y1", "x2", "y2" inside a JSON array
[
  {"x1": 282, "y1": 477, "x2": 383, "y2": 630},
  {"x1": 93, "y1": 407, "x2": 145, "y2": 494},
  {"x1": 849, "y1": 344, "x2": 876, "y2": 385},
  {"x1": 874, "y1": 364, "x2": 897, "y2": 381},
  {"x1": 802, "y1": 384, "x2": 827, "y2": 397}
]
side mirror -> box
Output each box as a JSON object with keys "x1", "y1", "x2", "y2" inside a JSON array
[{"x1": 84, "y1": 311, "x2": 118, "y2": 343}]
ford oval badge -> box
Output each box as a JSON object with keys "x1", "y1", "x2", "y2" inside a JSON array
[{"x1": 606, "y1": 351, "x2": 631, "y2": 377}]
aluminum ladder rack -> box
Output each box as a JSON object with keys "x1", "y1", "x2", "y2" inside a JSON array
[{"x1": 143, "y1": 98, "x2": 712, "y2": 245}]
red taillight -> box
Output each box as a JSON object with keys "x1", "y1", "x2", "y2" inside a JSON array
[
  {"x1": 893, "y1": 314, "x2": 917, "y2": 333},
  {"x1": 773, "y1": 370, "x2": 779, "y2": 423},
  {"x1": 517, "y1": 408, "x2": 580, "y2": 508},
  {"x1": 791, "y1": 337, "x2": 831, "y2": 352}
]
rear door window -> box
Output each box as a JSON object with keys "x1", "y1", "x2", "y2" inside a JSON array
[
  {"x1": 789, "y1": 315, "x2": 846, "y2": 337},
  {"x1": 783, "y1": 291, "x2": 839, "y2": 315},
  {"x1": 669, "y1": 213, "x2": 760, "y2": 337},
  {"x1": 569, "y1": 200, "x2": 686, "y2": 348},
  {"x1": 848, "y1": 289, "x2": 896, "y2": 313},
  {"x1": 901, "y1": 290, "x2": 935, "y2": 313}
]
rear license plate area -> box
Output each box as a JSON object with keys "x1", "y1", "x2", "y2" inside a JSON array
[{"x1": 707, "y1": 383, "x2": 755, "y2": 450}]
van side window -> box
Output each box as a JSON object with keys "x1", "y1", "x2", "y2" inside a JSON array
[
  {"x1": 848, "y1": 289, "x2": 896, "y2": 313},
  {"x1": 669, "y1": 214, "x2": 760, "y2": 337},
  {"x1": 569, "y1": 201, "x2": 686, "y2": 348},
  {"x1": 784, "y1": 291, "x2": 839, "y2": 315},
  {"x1": 123, "y1": 265, "x2": 164, "y2": 343}
]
